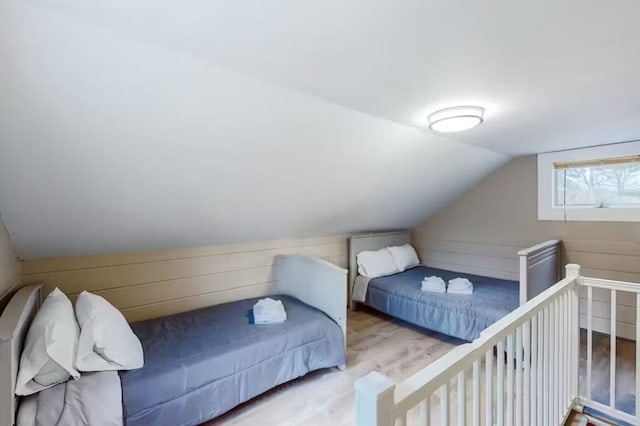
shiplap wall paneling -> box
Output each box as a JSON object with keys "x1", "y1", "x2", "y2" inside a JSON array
[
  {"x1": 414, "y1": 239, "x2": 521, "y2": 281},
  {"x1": 412, "y1": 156, "x2": 640, "y2": 341},
  {"x1": 22, "y1": 235, "x2": 347, "y2": 323}
]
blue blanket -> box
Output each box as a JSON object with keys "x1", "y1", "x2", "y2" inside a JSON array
[
  {"x1": 365, "y1": 266, "x2": 518, "y2": 341},
  {"x1": 119, "y1": 295, "x2": 345, "y2": 426}
]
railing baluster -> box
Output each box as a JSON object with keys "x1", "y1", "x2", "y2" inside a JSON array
[
  {"x1": 516, "y1": 326, "x2": 523, "y2": 425},
  {"x1": 441, "y1": 383, "x2": 449, "y2": 425},
  {"x1": 544, "y1": 305, "x2": 550, "y2": 425},
  {"x1": 565, "y1": 291, "x2": 570, "y2": 411},
  {"x1": 523, "y1": 320, "x2": 531, "y2": 426},
  {"x1": 562, "y1": 292, "x2": 567, "y2": 412},
  {"x1": 497, "y1": 340, "x2": 504, "y2": 426},
  {"x1": 506, "y1": 334, "x2": 514, "y2": 425},
  {"x1": 485, "y1": 349, "x2": 493, "y2": 426},
  {"x1": 537, "y1": 311, "x2": 543, "y2": 424},
  {"x1": 557, "y1": 294, "x2": 567, "y2": 418},
  {"x1": 457, "y1": 371, "x2": 465, "y2": 426},
  {"x1": 420, "y1": 398, "x2": 430, "y2": 426},
  {"x1": 531, "y1": 315, "x2": 538, "y2": 426},
  {"x1": 472, "y1": 360, "x2": 480, "y2": 426},
  {"x1": 567, "y1": 263, "x2": 580, "y2": 411},
  {"x1": 571, "y1": 277, "x2": 579, "y2": 402},
  {"x1": 587, "y1": 285, "x2": 593, "y2": 400},
  {"x1": 636, "y1": 293, "x2": 640, "y2": 419},
  {"x1": 558, "y1": 295, "x2": 564, "y2": 416},
  {"x1": 610, "y1": 289, "x2": 617, "y2": 409},
  {"x1": 551, "y1": 299, "x2": 560, "y2": 424},
  {"x1": 395, "y1": 414, "x2": 407, "y2": 426}
]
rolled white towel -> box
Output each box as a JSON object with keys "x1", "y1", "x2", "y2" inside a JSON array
[
  {"x1": 253, "y1": 298, "x2": 287, "y2": 324},
  {"x1": 447, "y1": 278, "x2": 473, "y2": 294},
  {"x1": 421, "y1": 276, "x2": 446, "y2": 293}
]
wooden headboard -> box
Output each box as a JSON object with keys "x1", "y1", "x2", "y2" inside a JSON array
[
  {"x1": 0, "y1": 285, "x2": 42, "y2": 426},
  {"x1": 348, "y1": 230, "x2": 410, "y2": 308}
]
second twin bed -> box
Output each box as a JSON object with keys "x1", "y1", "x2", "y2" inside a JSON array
[{"x1": 349, "y1": 231, "x2": 561, "y2": 342}]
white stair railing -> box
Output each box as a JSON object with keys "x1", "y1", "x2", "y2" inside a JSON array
[
  {"x1": 578, "y1": 276, "x2": 640, "y2": 425},
  {"x1": 355, "y1": 264, "x2": 582, "y2": 426}
]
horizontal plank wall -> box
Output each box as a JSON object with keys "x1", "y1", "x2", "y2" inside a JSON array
[
  {"x1": 413, "y1": 155, "x2": 640, "y2": 339},
  {"x1": 22, "y1": 235, "x2": 347, "y2": 323},
  {"x1": 0, "y1": 216, "x2": 21, "y2": 310}
]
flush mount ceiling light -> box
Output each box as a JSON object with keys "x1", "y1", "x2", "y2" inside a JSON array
[{"x1": 428, "y1": 106, "x2": 485, "y2": 133}]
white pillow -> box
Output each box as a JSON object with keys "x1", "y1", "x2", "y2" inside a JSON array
[
  {"x1": 356, "y1": 248, "x2": 400, "y2": 278},
  {"x1": 75, "y1": 291, "x2": 143, "y2": 372},
  {"x1": 387, "y1": 244, "x2": 420, "y2": 272},
  {"x1": 15, "y1": 288, "x2": 80, "y2": 396}
]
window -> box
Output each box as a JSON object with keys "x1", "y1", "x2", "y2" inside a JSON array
[
  {"x1": 538, "y1": 141, "x2": 640, "y2": 222},
  {"x1": 554, "y1": 156, "x2": 640, "y2": 208}
]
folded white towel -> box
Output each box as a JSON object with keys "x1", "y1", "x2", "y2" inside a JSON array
[
  {"x1": 447, "y1": 278, "x2": 473, "y2": 294},
  {"x1": 421, "y1": 276, "x2": 446, "y2": 293},
  {"x1": 253, "y1": 298, "x2": 287, "y2": 324}
]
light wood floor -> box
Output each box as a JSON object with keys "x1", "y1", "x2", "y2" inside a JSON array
[
  {"x1": 206, "y1": 309, "x2": 636, "y2": 426},
  {"x1": 207, "y1": 308, "x2": 461, "y2": 426}
]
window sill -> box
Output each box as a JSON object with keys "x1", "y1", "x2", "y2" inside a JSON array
[{"x1": 539, "y1": 207, "x2": 640, "y2": 222}]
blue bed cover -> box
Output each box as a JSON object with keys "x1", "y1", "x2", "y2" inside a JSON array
[
  {"x1": 365, "y1": 265, "x2": 519, "y2": 341},
  {"x1": 119, "y1": 295, "x2": 345, "y2": 426}
]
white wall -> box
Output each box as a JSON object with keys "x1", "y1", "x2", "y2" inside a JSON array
[{"x1": 0, "y1": 2, "x2": 507, "y2": 259}]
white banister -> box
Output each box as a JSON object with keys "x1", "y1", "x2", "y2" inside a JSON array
[
  {"x1": 355, "y1": 263, "x2": 640, "y2": 426},
  {"x1": 637, "y1": 293, "x2": 640, "y2": 418}
]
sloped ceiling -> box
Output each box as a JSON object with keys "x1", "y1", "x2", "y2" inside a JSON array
[
  {"x1": 1, "y1": 1, "x2": 638, "y2": 259},
  {"x1": 13, "y1": 0, "x2": 640, "y2": 155},
  {"x1": 0, "y1": 1, "x2": 507, "y2": 259}
]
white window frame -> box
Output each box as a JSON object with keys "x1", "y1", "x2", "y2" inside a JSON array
[{"x1": 538, "y1": 141, "x2": 640, "y2": 222}]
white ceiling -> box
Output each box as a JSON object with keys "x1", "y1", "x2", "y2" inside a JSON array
[
  {"x1": 25, "y1": 0, "x2": 640, "y2": 155},
  {"x1": 0, "y1": 1, "x2": 507, "y2": 259},
  {"x1": 1, "y1": 1, "x2": 637, "y2": 258}
]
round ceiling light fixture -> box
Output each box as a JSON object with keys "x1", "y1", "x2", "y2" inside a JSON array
[{"x1": 428, "y1": 106, "x2": 485, "y2": 133}]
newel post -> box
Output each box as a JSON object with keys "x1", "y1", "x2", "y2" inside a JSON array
[
  {"x1": 354, "y1": 372, "x2": 396, "y2": 426},
  {"x1": 565, "y1": 263, "x2": 582, "y2": 400}
]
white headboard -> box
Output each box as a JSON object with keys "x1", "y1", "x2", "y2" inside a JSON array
[
  {"x1": 275, "y1": 254, "x2": 348, "y2": 364},
  {"x1": 349, "y1": 230, "x2": 410, "y2": 308},
  {"x1": 0, "y1": 285, "x2": 42, "y2": 426}
]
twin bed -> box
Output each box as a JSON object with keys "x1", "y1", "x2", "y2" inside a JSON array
[
  {"x1": 0, "y1": 255, "x2": 347, "y2": 426},
  {"x1": 349, "y1": 231, "x2": 561, "y2": 342}
]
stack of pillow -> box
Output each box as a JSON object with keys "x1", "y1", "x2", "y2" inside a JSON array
[
  {"x1": 15, "y1": 288, "x2": 144, "y2": 396},
  {"x1": 356, "y1": 243, "x2": 420, "y2": 278}
]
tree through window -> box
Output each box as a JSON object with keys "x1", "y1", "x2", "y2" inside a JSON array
[{"x1": 554, "y1": 155, "x2": 640, "y2": 207}]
